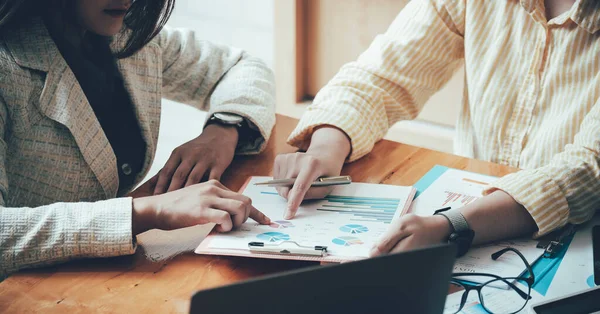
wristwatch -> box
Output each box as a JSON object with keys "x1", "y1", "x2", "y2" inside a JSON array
[
  {"x1": 208, "y1": 112, "x2": 245, "y2": 127},
  {"x1": 434, "y1": 208, "x2": 475, "y2": 257}
]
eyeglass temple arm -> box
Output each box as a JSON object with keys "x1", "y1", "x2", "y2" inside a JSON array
[
  {"x1": 452, "y1": 273, "x2": 531, "y2": 300},
  {"x1": 492, "y1": 247, "x2": 536, "y2": 284},
  {"x1": 493, "y1": 277, "x2": 531, "y2": 300}
]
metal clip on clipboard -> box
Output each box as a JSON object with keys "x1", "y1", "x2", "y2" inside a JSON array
[
  {"x1": 248, "y1": 241, "x2": 328, "y2": 257},
  {"x1": 537, "y1": 224, "x2": 576, "y2": 258}
]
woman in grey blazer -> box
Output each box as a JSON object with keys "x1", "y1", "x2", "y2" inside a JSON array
[{"x1": 0, "y1": 0, "x2": 275, "y2": 278}]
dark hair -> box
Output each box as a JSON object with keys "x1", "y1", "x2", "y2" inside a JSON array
[{"x1": 0, "y1": 0, "x2": 175, "y2": 58}]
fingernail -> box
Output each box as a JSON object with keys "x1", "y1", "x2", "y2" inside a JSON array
[
  {"x1": 284, "y1": 204, "x2": 292, "y2": 219},
  {"x1": 265, "y1": 217, "x2": 271, "y2": 224}
]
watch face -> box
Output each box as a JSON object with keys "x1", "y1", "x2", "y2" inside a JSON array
[
  {"x1": 214, "y1": 112, "x2": 244, "y2": 125},
  {"x1": 449, "y1": 230, "x2": 475, "y2": 257},
  {"x1": 449, "y1": 233, "x2": 460, "y2": 242}
]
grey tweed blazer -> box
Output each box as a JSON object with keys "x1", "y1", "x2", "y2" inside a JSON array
[{"x1": 0, "y1": 17, "x2": 275, "y2": 278}]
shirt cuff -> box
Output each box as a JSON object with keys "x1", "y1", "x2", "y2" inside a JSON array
[
  {"x1": 483, "y1": 170, "x2": 570, "y2": 238},
  {"x1": 287, "y1": 106, "x2": 375, "y2": 162},
  {"x1": 84, "y1": 197, "x2": 137, "y2": 257}
]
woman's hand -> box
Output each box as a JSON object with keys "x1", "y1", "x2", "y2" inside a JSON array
[
  {"x1": 273, "y1": 127, "x2": 351, "y2": 219},
  {"x1": 132, "y1": 180, "x2": 271, "y2": 235},
  {"x1": 153, "y1": 124, "x2": 239, "y2": 195},
  {"x1": 370, "y1": 214, "x2": 451, "y2": 256},
  {"x1": 370, "y1": 191, "x2": 539, "y2": 256}
]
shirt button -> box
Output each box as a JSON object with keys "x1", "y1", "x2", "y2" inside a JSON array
[{"x1": 121, "y1": 163, "x2": 132, "y2": 176}]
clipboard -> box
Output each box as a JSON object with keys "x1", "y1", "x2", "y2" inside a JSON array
[
  {"x1": 195, "y1": 176, "x2": 417, "y2": 263},
  {"x1": 248, "y1": 241, "x2": 328, "y2": 257}
]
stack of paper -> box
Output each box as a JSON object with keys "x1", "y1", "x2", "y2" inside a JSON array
[{"x1": 196, "y1": 177, "x2": 416, "y2": 262}]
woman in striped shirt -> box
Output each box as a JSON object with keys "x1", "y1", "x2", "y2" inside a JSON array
[{"x1": 275, "y1": 0, "x2": 600, "y2": 255}]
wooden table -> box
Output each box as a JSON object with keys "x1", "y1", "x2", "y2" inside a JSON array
[{"x1": 0, "y1": 115, "x2": 517, "y2": 313}]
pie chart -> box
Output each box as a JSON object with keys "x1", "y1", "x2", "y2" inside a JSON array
[
  {"x1": 339, "y1": 224, "x2": 369, "y2": 234},
  {"x1": 587, "y1": 275, "x2": 595, "y2": 288},
  {"x1": 332, "y1": 236, "x2": 364, "y2": 246},
  {"x1": 256, "y1": 232, "x2": 291, "y2": 242},
  {"x1": 270, "y1": 220, "x2": 295, "y2": 229}
]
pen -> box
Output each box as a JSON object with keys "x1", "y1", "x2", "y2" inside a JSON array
[
  {"x1": 248, "y1": 241, "x2": 328, "y2": 257},
  {"x1": 254, "y1": 176, "x2": 352, "y2": 187}
]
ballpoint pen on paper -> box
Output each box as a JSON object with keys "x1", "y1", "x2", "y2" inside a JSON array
[
  {"x1": 254, "y1": 176, "x2": 352, "y2": 187},
  {"x1": 248, "y1": 241, "x2": 328, "y2": 257}
]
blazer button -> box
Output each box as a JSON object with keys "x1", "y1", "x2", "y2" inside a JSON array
[{"x1": 121, "y1": 163, "x2": 132, "y2": 176}]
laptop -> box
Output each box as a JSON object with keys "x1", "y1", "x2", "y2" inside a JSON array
[{"x1": 190, "y1": 243, "x2": 456, "y2": 314}]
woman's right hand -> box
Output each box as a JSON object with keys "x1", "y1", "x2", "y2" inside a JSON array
[
  {"x1": 131, "y1": 180, "x2": 271, "y2": 235},
  {"x1": 273, "y1": 127, "x2": 352, "y2": 220}
]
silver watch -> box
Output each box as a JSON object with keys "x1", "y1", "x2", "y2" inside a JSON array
[{"x1": 209, "y1": 112, "x2": 244, "y2": 127}]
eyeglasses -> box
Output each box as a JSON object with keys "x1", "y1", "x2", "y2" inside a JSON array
[{"x1": 445, "y1": 247, "x2": 535, "y2": 314}]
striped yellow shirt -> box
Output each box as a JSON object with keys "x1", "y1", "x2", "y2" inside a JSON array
[{"x1": 288, "y1": 0, "x2": 600, "y2": 237}]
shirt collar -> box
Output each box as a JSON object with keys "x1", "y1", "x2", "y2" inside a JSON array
[
  {"x1": 520, "y1": 0, "x2": 538, "y2": 14},
  {"x1": 572, "y1": 0, "x2": 600, "y2": 34},
  {"x1": 520, "y1": 0, "x2": 600, "y2": 33}
]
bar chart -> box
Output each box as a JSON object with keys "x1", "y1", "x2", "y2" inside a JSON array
[
  {"x1": 442, "y1": 191, "x2": 479, "y2": 207},
  {"x1": 259, "y1": 192, "x2": 401, "y2": 224},
  {"x1": 317, "y1": 195, "x2": 400, "y2": 224}
]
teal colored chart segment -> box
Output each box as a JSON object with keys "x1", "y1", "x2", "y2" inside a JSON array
[
  {"x1": 332, "y1": 236, "x2": 364, "y2": 246},
  {"x1": 587, "y1": 275, "x2": 596, "y2": 288},
  {"x1": 529, "y1": 232, "x2": 574, "y2": 296},
  {"x1": 413, "y1": 165, "x2": 449, "y2": 199},
  {"x1": 339, "y1": 224, "x2": 369, "y2": 234},
  {"x1": 256, "y1": 232, "x2": 290, "y2": 243}
]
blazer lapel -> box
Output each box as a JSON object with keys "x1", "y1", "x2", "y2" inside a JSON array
[
  {"x1": 118, "y1": 55, "x2": 161, "y2": 183},
  {"x1": 5, "y1": 17, "x2": 120, "y2": 198}
]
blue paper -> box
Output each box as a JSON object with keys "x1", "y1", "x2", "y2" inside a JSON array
[
  {"x1": 414, "y1": 165, "x2": 449, "y2": 199},
  {"x1": 530, "y1": 235, "x2": 573, "y2": 295}
]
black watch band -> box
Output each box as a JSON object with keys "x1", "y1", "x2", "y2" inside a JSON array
[{"x1": 434, "y1": 208, "x2": 475, "y2": 257}]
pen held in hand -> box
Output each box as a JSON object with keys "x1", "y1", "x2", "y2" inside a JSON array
[{"x1": 254, "y1": 176, "x2": 352, "y2": 187}]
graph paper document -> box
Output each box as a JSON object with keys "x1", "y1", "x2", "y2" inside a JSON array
[
  {"x1": 195, "y1": 177, "x2": 416, "y2": 262},
  {"x1": 411, "y1": 168, "x2": 497, "y2": 217},
  {"x1": 411, "y1": 167, "x2": 544, "y2": 284}
]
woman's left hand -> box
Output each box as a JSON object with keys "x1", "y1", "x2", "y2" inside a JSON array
[
  {"x1": 370, "y1": 214, "x2": 452, "y2": 256},
  {"x1": 152, "y1": 123, "x2": 239, "y2": 195}
]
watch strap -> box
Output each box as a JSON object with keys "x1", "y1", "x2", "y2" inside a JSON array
[
  {"x1": 438, "y1": 210, "x2": 470, "y2": 233},
  {"x1": 209, "y1": 112, "x2": 244, "y2": 127},
  {"x1": 435, "y1": 209, "x2": 474, "y2": 257}
]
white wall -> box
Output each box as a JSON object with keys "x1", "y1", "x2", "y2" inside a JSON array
[
  {"x1": 154, "y1": 0, "x2": 458, "y2": 165},
  {"x1": 166, "y1": 0, "x2": 275, "y2": 68},
  {"x1": 144, "y1": 0, "x2": 275, "y2": 183}
]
